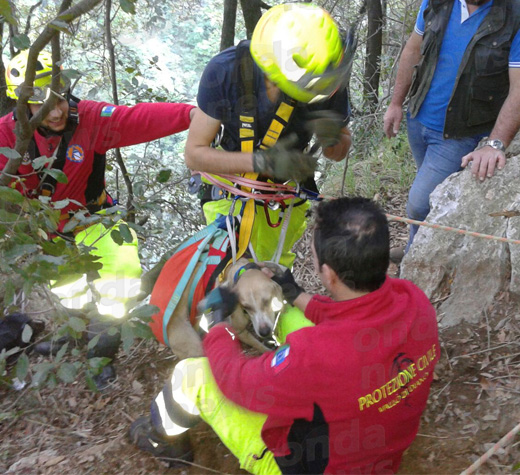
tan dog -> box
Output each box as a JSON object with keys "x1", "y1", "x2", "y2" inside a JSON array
[{"x1": 165, "y1": 258, "x2": 284, "y2": 360}]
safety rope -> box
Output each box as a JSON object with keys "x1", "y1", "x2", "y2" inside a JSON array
[
  {"x1": 459, "y1": 421, "x2": 520, "y2": 475},
  {"x1": 386, "y1": 214, "x2": 520, "y2": 246}
]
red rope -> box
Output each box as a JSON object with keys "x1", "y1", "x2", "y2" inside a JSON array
[{"x1": 199, "y1": 173, "x2": 308, "y2": 202}]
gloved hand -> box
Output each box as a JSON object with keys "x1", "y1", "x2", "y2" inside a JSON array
[
  {"x1": 197, "y1": 286, "x2": 238, "y2": 333},
  {"x1": 252, "y1": 134, "x2": 317, "y2": 182},
  {"x1": 305, "y1": 111, "x2": 345, "y2": 148},
  {"x1": 271, "y1": 268, "x2": 304, "y2": 306}
]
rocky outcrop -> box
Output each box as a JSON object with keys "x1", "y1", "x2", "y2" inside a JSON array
[{"x1": 400, "y1": 156, "x2": 520, "y2": 327}]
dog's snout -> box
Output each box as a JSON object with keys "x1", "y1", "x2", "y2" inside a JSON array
[{"x1": 258, "y1": 325, "x2": 271, "y2": 338}]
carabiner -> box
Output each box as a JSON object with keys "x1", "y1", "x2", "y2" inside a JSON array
[{"x1": 264, "y1": 200, "x2": 286, "y2": 228}]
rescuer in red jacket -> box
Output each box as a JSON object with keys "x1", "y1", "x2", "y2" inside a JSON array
[
  {"x1": 130, "y1": 197, "x2": 440, "y2": 474},
  {"x1": 1, "y1": 50, "x2": 195, "y2": 388}
]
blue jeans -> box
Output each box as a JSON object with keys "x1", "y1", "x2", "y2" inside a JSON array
[{"x1": 405, "y1": 115, "x2": 485, "y2": 249}]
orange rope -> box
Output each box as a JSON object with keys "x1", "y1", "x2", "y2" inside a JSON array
[
  {"x1": 386, "y1": 214, "x2": 520, "y2": 246},
  {"x1": 459, "y1": 421, "x2": 520, "y2": 475}
]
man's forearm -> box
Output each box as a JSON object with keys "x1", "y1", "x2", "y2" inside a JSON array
[
  {"x1": 185, "y1": 145, "x2": 255, "y2": 175},
  {"x1": 390, "y1": 33, "x2": 422, "y2": 106},
  {"x1": 488, "y1": 86, "x2": 520, "y2": 147}
]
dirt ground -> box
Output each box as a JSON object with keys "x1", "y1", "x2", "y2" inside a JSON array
[{"x1": 1, "y1": 199, "x2": 520, "y2": 474}]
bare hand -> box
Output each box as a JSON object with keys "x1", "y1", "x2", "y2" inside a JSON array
[
  {"x1": 383, "y1": 104, "x2": 403, "y2": 138},
  {"x1": 461, "y1": 146, "x2": 506, "y2": 182}
]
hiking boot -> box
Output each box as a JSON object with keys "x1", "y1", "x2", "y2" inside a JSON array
[
  {"x1": 129, "y1": 416, "x2": 193, "y2": 468},
  {"x1": 390, "y1": 245, "x2": 406, "y2": 264}
]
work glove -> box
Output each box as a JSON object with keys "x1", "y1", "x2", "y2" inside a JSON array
[
  {"x1": 252, "y1": 134, "x2": 317, "y2": 183},
  {"x1": 305, "y1": 110, "x2": 345, "y2": 148},
  {"x1": 198, "y1": 287, "x2": 238, "y2": 333},
  {"x1": 271, "y1": 268, "x2": 304, "y2": 306}
]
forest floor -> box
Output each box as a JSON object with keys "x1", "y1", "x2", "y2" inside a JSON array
[{"x1": 1, "y1": 196, "x2": 520, "y2": 475}]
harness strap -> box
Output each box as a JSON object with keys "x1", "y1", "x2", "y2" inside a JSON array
[
  {"x1": 235, "y1": 175, "x2": 256, "y2": 263},
  {"x1": 258, "y1": 99, "x2": 296, "y2": 150},
  {"x1": 176, "y1": 220, "x2": 220, "y2": 254},
  {"x1": 162, "y1": 226, "x2": 223, "y2": 346},
  {"x1": 35, "y1": 98, "x2": 80, "y2": 197},
  {"x1": 236, "y1": 40, "x2": 257, "y2": 153}
]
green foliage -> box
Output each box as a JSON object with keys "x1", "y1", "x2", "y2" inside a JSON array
[
  {"x1": 0, "y1": 0, "x2": 16, "y2": 26},
  {"x1": 321, "y1": 118, "x2": 415, "y2": 203},
  {"x1": 0, "y1": 148, "x2": 21, "y2": 160},
  {"x1": 119, "y1": 0, "x2": 137, "y2": 15}
]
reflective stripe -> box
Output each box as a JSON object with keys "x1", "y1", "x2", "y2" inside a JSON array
[
  {"x1": 153, "y1": 392, "x2": 189, "y2": 437},
  {"x1": 153, "y1": 359, "x2": 202, "y2": 437}
]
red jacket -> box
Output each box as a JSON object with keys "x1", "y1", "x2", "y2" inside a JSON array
[
  {"x1": 0, "y1": 101, "x2": 194, "y2": 230},
  {"x1": 204, "y1": 277, "x2": 439, "y2": 474}
]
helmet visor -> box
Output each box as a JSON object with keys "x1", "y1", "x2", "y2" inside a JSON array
[
  {"x1": 13, "y1": 75, "x2": 71, "y2": 103},
  {"x1": 294, "y1": 30, "x2": 357, "y2": 103}
]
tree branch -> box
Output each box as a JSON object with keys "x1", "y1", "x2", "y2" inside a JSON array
[
  {"x1": 104, "y1": 0, "x2": 135, "y2": 221},
  {"x1": 24, "y1": 1, "x2": 44, "y2": 36}
]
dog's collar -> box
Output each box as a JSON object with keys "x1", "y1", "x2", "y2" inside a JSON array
[{"x1": 233, "y1": 262, "x2": 261, "y2": 283}]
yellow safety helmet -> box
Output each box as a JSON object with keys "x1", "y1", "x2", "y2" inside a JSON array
[
  {"x1": 5, "y1": 50, "x2": 70, "y2": 103},
  {"x1": 250, "y1": 3, "x2": 354, "y2": 104}
]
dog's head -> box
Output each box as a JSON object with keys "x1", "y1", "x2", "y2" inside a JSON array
[{"x1": 230, "y1": 263, "x2": 285, "y2": 339}]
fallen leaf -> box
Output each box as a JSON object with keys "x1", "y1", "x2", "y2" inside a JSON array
[
  {"x1": 132, "y1": 380, "x2": 143, "y2": 395},
  {"x1": 488, "y1": 210, "x2": 520, "y2": 218},
  {"x1": 44, "y1": 456, "x2": 66, "y2": 467}
]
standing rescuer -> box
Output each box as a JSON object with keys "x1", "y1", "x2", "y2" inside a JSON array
[
  {"x1": 1, "y1": 49, "x2": 195, "y2": 388},
  {"x1": 184, "y1": 2, "x2": 354, "y2": 268},
  {"x1": 384, "y1": 0, "x2": 520, "y2": 256}
]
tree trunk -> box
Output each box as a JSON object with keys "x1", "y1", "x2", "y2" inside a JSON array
[
  {"x1": 239, "y1": 0, "x2": 270, "y2": 39},
  {"x1": 0, "y1": 23, "x2": 16, "y2": 117},
  {"x1": 363, "y1": 0, "x2": 383, "y2": 112},
  {"x1": 220, "y1": 0, "x2": 238, "y2": 51}
]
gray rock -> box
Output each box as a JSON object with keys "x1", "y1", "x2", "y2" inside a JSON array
[
  {"x1": 507, "y1": 131, "x2": 520, "y2": 157},
  {"x1": 400, "y1": 156, "x2": 520, "y2": 327}
]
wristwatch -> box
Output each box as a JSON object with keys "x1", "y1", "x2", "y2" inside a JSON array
[{"x1": 476, "y1": 137, "x2": 506, "y2": 153}]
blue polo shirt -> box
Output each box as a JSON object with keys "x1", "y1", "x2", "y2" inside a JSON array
[
  {"x1": 197, "y1": 42, "x2": 350, "y2": 152},
  {"x1": 414, "y1": 0, "x2": 520, "y2": 132}
]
